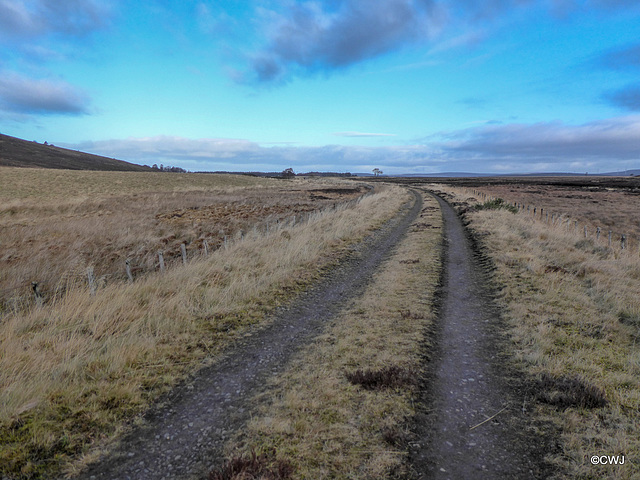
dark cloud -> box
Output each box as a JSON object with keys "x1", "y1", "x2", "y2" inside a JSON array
[
  {"x1": 0, "y1": 0, "x2": 111, "y2": 41},
  {"x1": 0, "y1": 72, "x2": 90, "y2": 115},
  {"x1": 604, "y1": 85, "x2": 640, "y2": 112},
  {"x1": 244, "y1": 0, "x2": 444, "y2": 83}
]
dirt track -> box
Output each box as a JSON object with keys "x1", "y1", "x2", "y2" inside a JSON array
[
  {"x1": 75, "y1": 191, "x2": 423, "y2": 479},
  {"x1": 409, "y1": 192, "x2": 554, "y2": 479}
]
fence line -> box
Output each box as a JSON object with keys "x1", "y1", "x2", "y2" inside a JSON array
[
  {"x1": 1, "y1": 189, "x2": 374, "y2": 315},
  {"x1": 467, "y1": 188, "x2": 636, "y2": 256}
]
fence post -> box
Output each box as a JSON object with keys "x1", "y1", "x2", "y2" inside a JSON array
[
  {"x1": 596, "y1": 227, "x2": 601, "y2": 242},
  {"x1": 224, "y1": 235, "x2": 228, "y2": 249},
  {"x1": 621, "y1": 234, "x2": 627, "y2": 250},
  {"x1": 87, "y1": 267, "x2": 96, "y2": 296},
  {"x1": 181, "y1": 243, "x2": 188, "y2": 265},
  {"x1": 158, "y1": 251, "x2": 165, "y2": 272},
  {"x1": 31, "y1": 281, "x2": 44, "y2": 307},
  {"x1": 203, "y1": 240, "x2": 209, "y2": 256},
  {"x1": 609, "y1": 230, "x2": 612, "y2": 247},
  {"x1": 584, "y1": 226, "x2": 587, "y2": 238},
  {"x1": 125, "y1": 259, "x2": 133, "y2": 283},
  {"x1": 574, "y1": 221, "x2": 578, "y2": 235}
]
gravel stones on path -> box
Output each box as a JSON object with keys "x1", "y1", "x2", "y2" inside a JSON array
[{"x1": 409, "y1": 193, "x2": 554, "y2": 479}]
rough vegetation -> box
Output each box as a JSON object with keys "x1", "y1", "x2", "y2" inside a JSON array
[
  {"x1": 431, "y1": 184, "x2": 640, "y2": 479},
  {"x1": 0, "y1": 170, "x2": 402, "y2": 479}
]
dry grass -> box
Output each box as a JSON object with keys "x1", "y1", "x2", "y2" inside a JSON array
[
  {"x1": 431, "y1": 185, "x2": 640, "y2": 479},
  {"x1": 0, "y1": 167, "x2": 365, "y2": 313},
  {"x1": 0, "y1": 177, "x2": 404, "y2": 479},
  {"x1": 0, "y1": 167, "x2": 267, "y2": 202},
  {"x1": 218, "y1": 191, "x2": 442, "y2": 479},
  {"x1": 468, "y1": 182, "x2": 640, "y2": 251}
]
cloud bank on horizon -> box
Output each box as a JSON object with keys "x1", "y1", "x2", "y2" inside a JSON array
[
  {"x1": 72, "y1": 115, "x2": 640, "y2": 174},
  {"x1": 1, "y1": 0, "x2": 640, "y2": 174}
]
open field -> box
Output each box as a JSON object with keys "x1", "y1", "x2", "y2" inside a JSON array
[
  {"x1": 430, "y1": 183, "x2": 640, "y2": 478},
  {"x1": 0, "y1": 167, "x2": 366, "y2": 313},
  {"x1": 0, "y1": 169, "x2": 405, "y2": 479}
]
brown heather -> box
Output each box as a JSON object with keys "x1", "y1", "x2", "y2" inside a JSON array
[
  {"x1": 432, "y1": 185, "x2": 640, "y2": 479},
  {"x1": 0, "y1": 167, "x2": 405, "y2": 479}
]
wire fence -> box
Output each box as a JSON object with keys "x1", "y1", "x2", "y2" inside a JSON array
[
  {"x1": 0, "y1": 190, "x2": 374, "y2": 317},
  {"x1": 468, "y1": 188, "x2": 637, "y2": 254}
]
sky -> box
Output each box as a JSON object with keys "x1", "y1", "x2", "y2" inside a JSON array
[{"x1": 1, "y1": 0, "x2": 640, "y2": 174}]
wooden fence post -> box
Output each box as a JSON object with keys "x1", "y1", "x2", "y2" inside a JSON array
[
  {"x1": 608, "y1": 230, "x2": 612, "y2": 247},
  {"x1": 621, "y1": 234, "x2": 627, "y2": 250},
  {"x1": 87, "y1": 267, "x2": 96, "y2": 296},
  {"x1": 158, "y1": 251, "x2": 165, "y2": 272},
  {"x1": 31, "y1": 281, "x2": 44, "y2": 307},
  {"x1": 203, "y1": 240, "x2": 209, "y2": 256},
  {"x1": 584, "y1": 226, "x2": 587, "y2": 238},
  {"x1": 181, "y1": 243, "x2": 188, "y2": 265},
  {"x1": 596, "y1": 227, "x2": 601, "y2": 241},
  {"x1": 125, "y1": 259, "x2": 133, "y2": 283},
  {"x1": 224, "y1": 235, "x2": 228, "y2": 249}
]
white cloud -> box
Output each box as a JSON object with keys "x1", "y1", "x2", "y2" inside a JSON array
[{"x1": 66, "y1": 115, "x2": 640, "y2": 174}]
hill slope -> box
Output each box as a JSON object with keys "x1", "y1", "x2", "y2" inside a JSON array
[{"x1": 0, "y1": 133, "x2": 150, "y2": 171}]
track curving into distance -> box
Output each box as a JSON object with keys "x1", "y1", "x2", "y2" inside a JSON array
[{"x1": 409, "y1": 192, "x2": 553, "y2": 479}]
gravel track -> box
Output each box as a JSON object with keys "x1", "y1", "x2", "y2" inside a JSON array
[
  {"x1": 75, "y1": 190, "x2": 423, "y2": 480},
  {"x1": 409, "y1": 192, "x2": 554, "y2": 479}
]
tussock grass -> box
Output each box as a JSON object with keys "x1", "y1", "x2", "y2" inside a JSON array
[
  {"x1": 220, "y1": 192, "x2": 442, "y2": 479},
  {"x1": 433, "y1": 185, "x2": 640, "y2": 478},
  {"x1": 0, "y1": 183, "x2": 405, "y2": 479},
  {"x1": 345, "y1": 366, "x2": 418, "y2": 391},
  {"x1": 209, "y1": 450, "x2": 294, "y2": 480},
  {"x1": 469, "y1": 182, "x2": 640, "y2": 250},
  {"x1": 0, "y1": 170, "x2": 363, "y2": 314}
]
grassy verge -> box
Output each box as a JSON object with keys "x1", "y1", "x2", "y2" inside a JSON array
[
  {"x1": 212, "y1": 191, "x2": 442, "y2": 479},
  {"x1": 431, "y1": 185, "x2": 640, "y2": 479},
  {"x1": 0, "y1": 184, "x2": 408, "y2": 479}
]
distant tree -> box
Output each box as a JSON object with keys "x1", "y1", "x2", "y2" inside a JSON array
[
  {"x1": 152, "y1": 164, "x2": 158, "y2": 170},
  {"x1": 282, "y1": 167, "x2": 295, "y2": 178},
  {"x1": 372, "y1": 168, "x2": 382, "y2": 176}
]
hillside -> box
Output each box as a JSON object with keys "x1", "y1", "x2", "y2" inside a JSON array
[{"x1": 0, "y1": 133, "x2": 150, "y2": 171}]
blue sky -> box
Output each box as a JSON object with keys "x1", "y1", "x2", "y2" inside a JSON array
[{"x1": 1, "y1": 0, "x2": 639, "y2": 174}]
